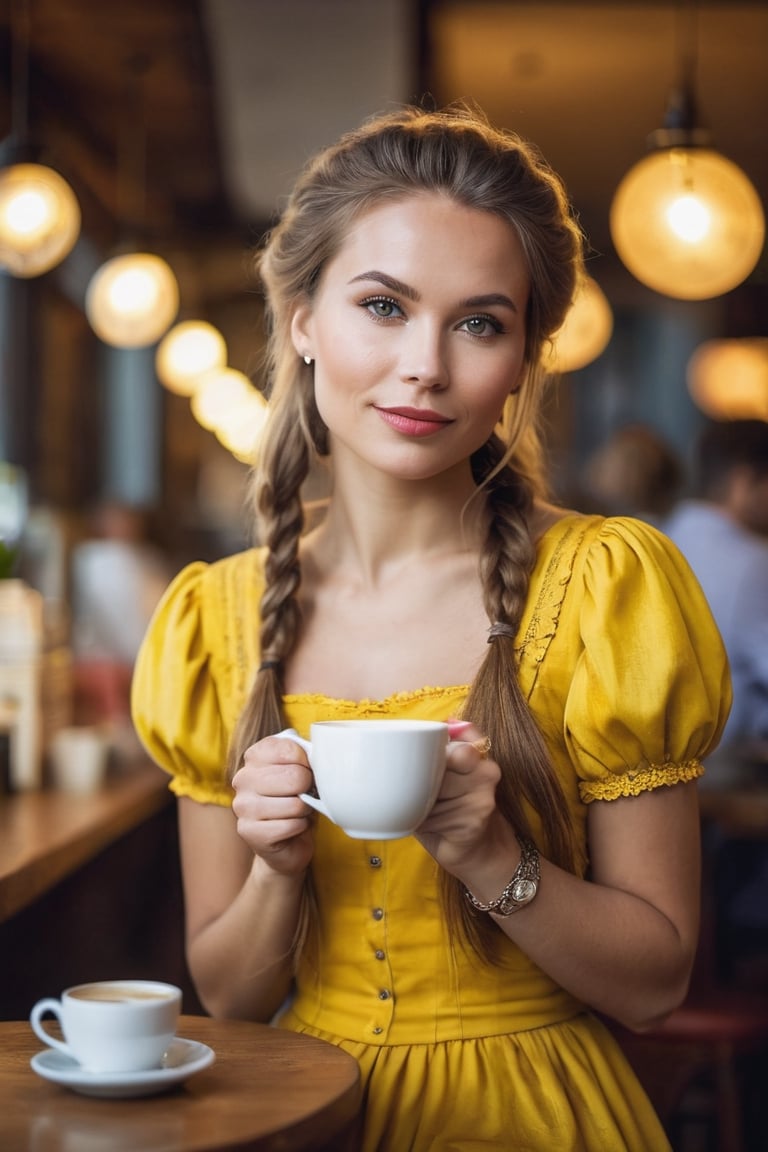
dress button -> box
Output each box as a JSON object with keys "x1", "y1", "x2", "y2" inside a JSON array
[
  {"x1": 369, "y1": 855, "x2": 382, "y2": 867},
  {"x1": 372, "y1": 908, "x2": 384, "y2": 921},
  {"x1": 372, "y1": 1027, "x2": 383, "y2": 1035},
  {"x1": 378, "y1": 989, "x2": 391, "y2": 1000},
  {"x1": 374, "y1": 949, "x2": 386, "y2": 961}
]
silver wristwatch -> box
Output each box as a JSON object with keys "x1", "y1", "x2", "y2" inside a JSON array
[{"x1": 464, "y1": 836, "x2": 540, "y2": 916}]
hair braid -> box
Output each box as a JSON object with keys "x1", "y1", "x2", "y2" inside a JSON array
[
  {"x1": 228, "y1": 409, "x2": 311, "y2": 776},
  {"x1": 442, "y1": 444, "x2": 576, "y2": 958}
]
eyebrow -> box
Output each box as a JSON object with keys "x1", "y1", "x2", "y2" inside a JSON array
[
  {"x1": 349, "y1": 271, "x2": 518, "y2": 313},
  {"x1": 349, "y1": 271, "x2": 419, "y2": 301}
]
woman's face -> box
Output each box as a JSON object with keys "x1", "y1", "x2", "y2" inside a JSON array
[{"x1": 291, "y1": 192, "x2": 531, "y2": 484}]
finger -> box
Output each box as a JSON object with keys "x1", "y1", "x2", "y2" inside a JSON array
[
  {"x1": 233, "y1": 760, "x2": 313, "y2": 798},
  {"x1": 445, "y1": 737, "x2": 493, "y2": 775},
  {"x1": 447, "y1": 719, "x2": 492, "y2": 758},
  {"x1": 243, "y1": 735, "x2": 310, "y2": 767},
  {"x1": 447, "y1": 719, "x2": 473, "y2": 738},
  {"x1": 234, "y1": 790, "x2": 313, "y2": 821}
]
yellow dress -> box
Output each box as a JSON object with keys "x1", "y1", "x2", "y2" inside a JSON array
[{"x1": 132, "y1": 514, "x2": 731, "y2": 1152}]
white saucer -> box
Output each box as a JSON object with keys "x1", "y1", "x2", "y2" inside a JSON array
[{"x1": 30, "y1": 1036, "x2": 216, "y2": 1098}]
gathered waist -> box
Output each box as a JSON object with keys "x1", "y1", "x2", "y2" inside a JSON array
[{"x1": 285, "y1": 978, "x2": 584, "y2": 1047}]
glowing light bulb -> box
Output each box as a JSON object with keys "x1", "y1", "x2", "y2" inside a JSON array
[
  {"x1": 5, "y1": 188, "x2": 49, "y2": 235},
  {"x1": 156, "y1": 321, "x2": 228, "y2": 395},
  {"x1": 546, "y1": 276, "x2": 613, "y2": 373},
  {"x1": 0, "y1": 162, "x2": 81, "y2": 277},
  {"x1": 110, "y1": 267, "x2": 160, "y2": 314},
  {"x1": 190, "y1": 368, "x2": 256, "y2": 431},
  {"x1": 666, "y1": 194, "x2": 710, "y2": 243},
  {"x1": 610, "y1": 148, "x2": 765, "y2": 299},
  {"x1": 86, "y1": 252, "x2": 179, "y2": 348}
]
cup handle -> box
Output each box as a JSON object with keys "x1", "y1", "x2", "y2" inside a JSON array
[
  {"x1": 298, "y1": 791, "x2": 332, "y2": 819},
  {"x1": 30, "y1": 999, "x2": 73, "y2": 1059},
  {"x1": 273, "y1": 727, "x2": 312, "y2": 756}
]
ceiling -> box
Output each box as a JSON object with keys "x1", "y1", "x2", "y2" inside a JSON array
[{"x1": 1, "y1": 0, "x2": 767, "y2": 307}]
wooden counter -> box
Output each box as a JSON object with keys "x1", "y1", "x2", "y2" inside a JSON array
[{"x1": 0, "y1": 760, "x2": 171, "y2": 923}]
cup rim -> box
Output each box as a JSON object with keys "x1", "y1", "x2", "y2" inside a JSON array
[
  {"x1": 310, "y1": 719, "x2": 448, "y2": 731},
  {"x1": 63, "y1": 980, "x2": 182, "y2": 1003}
]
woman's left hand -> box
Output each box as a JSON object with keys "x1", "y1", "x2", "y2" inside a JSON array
[{"x1": 415, "y1": 721, "x2": 512, "y2": 875}]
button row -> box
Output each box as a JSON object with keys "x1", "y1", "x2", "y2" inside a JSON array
[{"x1": 369, "y1": 859, "x2": 388, "y2": 1037}]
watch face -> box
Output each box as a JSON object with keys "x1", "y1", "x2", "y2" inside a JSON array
[{"x1": 510, "y1": 878, "x2": 537, "y2": 905}]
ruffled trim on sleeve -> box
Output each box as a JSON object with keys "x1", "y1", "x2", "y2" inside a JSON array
[
  {"x1": 168, "y1": 774, "x2": 234, "y2": 807},
  {"x1": 579, "y1": 758, "x2": 705, "y2": 803}
]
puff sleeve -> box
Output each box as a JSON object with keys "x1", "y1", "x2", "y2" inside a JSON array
[
  {"x1": 131, "y1": 552, "x2": 264, "y2": 805},
  {"x1": 561, "y1": 518, "x2": 732, "y2": 802}
]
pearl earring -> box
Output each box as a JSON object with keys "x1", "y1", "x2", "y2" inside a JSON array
[{"x1": 303, "y1": 354, "x2": 313, "y2": 366}]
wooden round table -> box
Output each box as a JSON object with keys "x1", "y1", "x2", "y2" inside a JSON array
[{"x1": 0, "y1": 1014, "x2": 362, "y2": 1151}]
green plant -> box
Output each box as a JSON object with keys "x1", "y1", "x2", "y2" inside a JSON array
[{"x1": 0, "y1": 540, "x2": 18, "y2": 579}]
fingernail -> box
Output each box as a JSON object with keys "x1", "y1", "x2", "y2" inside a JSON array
[{"x1": 447, "y1": 720, "x2": 472, "y2": 736}]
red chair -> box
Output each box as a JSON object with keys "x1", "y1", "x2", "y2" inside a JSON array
[{"x1": 611, "y1": 994, "x2": 768, "y2": 1152}]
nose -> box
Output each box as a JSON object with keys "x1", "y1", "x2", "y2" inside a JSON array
[{"x1": 398, "y1": 320, "x2": 447, "y2": 390}]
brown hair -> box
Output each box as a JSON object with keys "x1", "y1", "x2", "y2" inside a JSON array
[{"x1": 230, "y1": 104, "x2": 584, "y2": 960}]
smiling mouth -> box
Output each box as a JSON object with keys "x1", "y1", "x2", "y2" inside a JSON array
[{"x1": 374, "y1": 406, "x2": 453, "y2": 437}]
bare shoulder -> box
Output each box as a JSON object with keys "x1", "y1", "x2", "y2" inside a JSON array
[{"x1": 529, "y1": 501, "x2": 582, "y2": 544}]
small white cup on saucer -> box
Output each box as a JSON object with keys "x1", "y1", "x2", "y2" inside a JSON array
[{"x1": 30, "y1": 980, "x2": 182, "y2": 1074}]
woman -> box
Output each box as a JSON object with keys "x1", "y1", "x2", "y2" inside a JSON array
[{"x1": 132, "y1": 105, "x2": 730, "y2": 1150}]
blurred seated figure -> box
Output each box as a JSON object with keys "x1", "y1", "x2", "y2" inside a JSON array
[
  {"x1": 664, "y1": 419, "x2": 768, "y2": 752},
  {"x1": 580, "y1": 423, "x2": 683, "y2": 526},
  {"x1": 70, "y1": 503, "x2": 172, "y2": 732},
  {"x1": 665, "y1": 419, "x2": 768, "y2": 990}
]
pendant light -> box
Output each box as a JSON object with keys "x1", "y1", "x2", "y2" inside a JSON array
[
  {"x1": 85, "y1": 57, "x2": 179, "y2": 348},
  {"x1": 0, "y1": 0, "x2": 80, "y2": 278},
  {"x1": 609, "y1": 0, "x2": 764, "y2": 300},
  {"x1": 545, "y1": 276, "x2": 613, "y2": 373},
  {"x1": 156, "y1": 320, "x2": 228, "y2": 395},
  {"x1": 190, "y1": 367, "x2": 269, "y2": 463},
  {"x1": 687, "y1": 339, "x2": 768, "y2": 421}
]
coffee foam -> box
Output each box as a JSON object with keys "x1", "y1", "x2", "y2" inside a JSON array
[{"x1": 69, "y1": 985, "x2": 174, "y2": 1003}]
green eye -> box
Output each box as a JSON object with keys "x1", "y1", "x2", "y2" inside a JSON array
[
  {"x1": 361, "y1": 296, "x2": 402, "y2": 319},
  {"x1": 462, "y1": 314, "x2": 503, "y2": 337}
]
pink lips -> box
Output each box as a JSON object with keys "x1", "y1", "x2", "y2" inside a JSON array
[{"x1": 375, "y1": 406, "x2": 452, "y2": 438}]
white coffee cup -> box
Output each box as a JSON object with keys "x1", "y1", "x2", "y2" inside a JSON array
[
  {"x1": 49, "y1": 726, "x2": 109, "y2": 794},
  {"x1": 30, "y1": 980, "x2": 182, "y2": 1073},
  {"x1": 276, "y1": 719, "x2": 449, "y2": 839}
]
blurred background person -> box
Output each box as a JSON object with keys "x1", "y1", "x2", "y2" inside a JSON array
[
  {"x1": 665, "y1": 418, "x2": 768, "y2": 991},
  {"x1": 70, "y1": 503, "x2": 173, "y2": 743},
  {"x1": 665, "y1": 419, "x2": 768, "y2": 754},
  {"x1": 578, "y1": 423, "x2": 684, "y2": 527}
]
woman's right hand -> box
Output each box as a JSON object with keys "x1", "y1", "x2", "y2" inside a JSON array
[{"x1": 231, "y1": 735, "x2": 316, "y2": 875}]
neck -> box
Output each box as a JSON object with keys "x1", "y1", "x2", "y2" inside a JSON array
[{"x1": 305, "y1": 463, "x2": 485, "y2": 589}]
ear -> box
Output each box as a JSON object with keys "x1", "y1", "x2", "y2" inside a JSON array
[{"x1": 290, "y1": 298, "x2": 314, "y2": 361}]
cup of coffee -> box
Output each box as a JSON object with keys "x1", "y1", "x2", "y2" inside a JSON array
[
  {"x1": 30, "y1": 980, "x2": 182, "y2": 1073},
  {"x1": 49, "y1": 726, "x2": 109, "y2": 794},
  {"x1": 276, "y1": 719, "x2": 449, "y2": 839}
]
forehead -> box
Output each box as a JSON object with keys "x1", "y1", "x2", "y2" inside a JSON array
[{"x1": 326, "y1": 192, "x2": 529, "y2": 288}]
